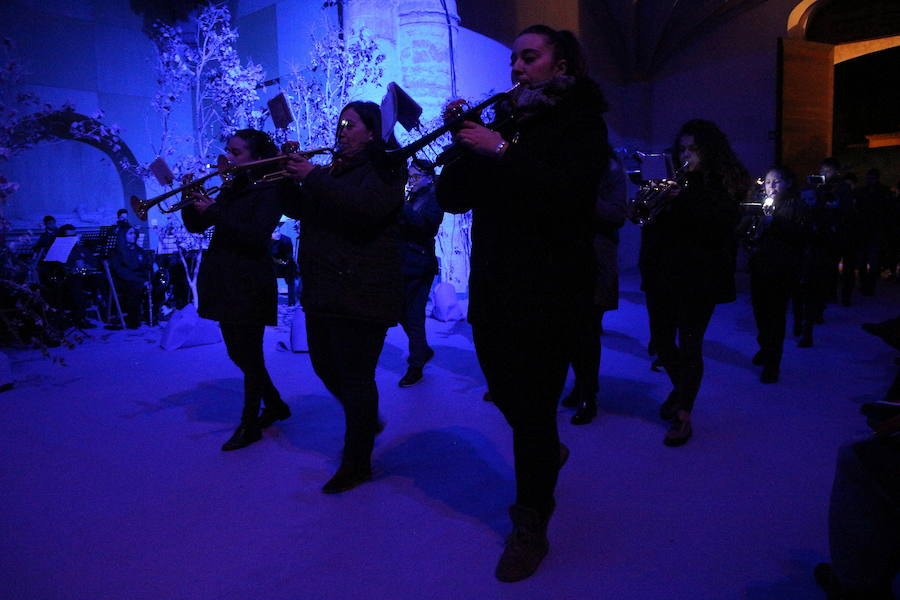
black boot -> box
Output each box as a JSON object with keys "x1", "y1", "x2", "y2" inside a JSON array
[
  {"x1": 258, "y1": 400, "x2": 291, "y2": 429},
  {"x1": 570, "y1": 395, "x2": 597, "y2": 425},
  {"x1": 760, "y1": 364, "x2": 780, "y2": 384},
  {"x1": 221, "y1": 424, "x2": 262, "y2": 451},
  {"x1": 495, "y1": 504, "x2": 550, "y2": 582},
  {"x1": 659, "y1": 390, "x2": 679, "y2": 421},
  {"x1": 797, "y1": 322, "x2": 813, "y2": 348},
  {"x1": 322, "y1": 462, "x2": 372, "y2": 494}
]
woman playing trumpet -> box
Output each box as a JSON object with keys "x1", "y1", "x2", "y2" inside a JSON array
[
  {"x1": 283, "y1": 102, "x2": 405, "y2": 494},
  {"x1": 639, "y1": 119, "x2": 749, "y2": 446},
  {"x1": 182, "y1": 128, "x2": 290, "y2": 451},
  {"x1": 738, "y1": 166, "x2": 805, "y2": 383},
  {"x1": 436, "y1": 25, "x2": 611, "y2": 581}
]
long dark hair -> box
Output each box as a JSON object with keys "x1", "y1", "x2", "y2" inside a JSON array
[{"x1": 674, "y1": 119, "x2": 749, "y2": 203}]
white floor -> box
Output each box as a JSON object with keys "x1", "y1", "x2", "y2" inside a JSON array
[{"x1": 1, "y1": 271, "x2": 897, "y2": 600}]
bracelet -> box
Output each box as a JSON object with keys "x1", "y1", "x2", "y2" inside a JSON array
[{"x1": 495, "y1": 140, "x2": 508, "y2": 156}]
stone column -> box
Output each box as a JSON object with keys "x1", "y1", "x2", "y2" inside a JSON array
[
  {"x1": 397, "y1": 0, "x2": 459, "y2": 122},
  {"x1": 343, "y1": 0, "x2": 401, "y2": 102}
]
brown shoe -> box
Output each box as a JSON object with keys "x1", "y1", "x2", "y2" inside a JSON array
[{"x1": 663, "y1": 415, "x2": 692, "y2": 447}]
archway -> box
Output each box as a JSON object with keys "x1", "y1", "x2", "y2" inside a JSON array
[
  {"x1": 4, "y1": 108, "x2": 146, "y2": 228},
  {"x1": 779, "y1": 0, "x2": 900, "y2": 179}
]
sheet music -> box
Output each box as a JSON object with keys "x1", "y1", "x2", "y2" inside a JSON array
[{"x1": 42, "y1": 236, "x2": 79, "y2": 263}]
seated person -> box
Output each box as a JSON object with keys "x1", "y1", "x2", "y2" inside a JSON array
[
  {"x1": 108, "y1": 226, "x2": 151, "y2": 328},
  {"x1": 31, "y1": 215, "x2": 58, "y2": 257}
]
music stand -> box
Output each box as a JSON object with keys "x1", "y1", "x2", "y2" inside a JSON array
[{"x1": 97, "y1": 227, "x2": 127, "y2": 328}]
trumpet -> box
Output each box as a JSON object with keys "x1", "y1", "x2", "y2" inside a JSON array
[
  {"x1": 628, "y1": 160, "x2": 690, "y2": 226},
  {"x1": 386, "y1": 83, "x2": 520, "y2": 162},
  {"x1": 130, "y1": 146, "x2": 333, "y2": 221}
]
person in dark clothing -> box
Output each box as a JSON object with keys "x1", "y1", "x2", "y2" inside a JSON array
[
  {"x1": 108, "y1": 226, "x2": 151, "y2": 328},
  {"x1": 796, "y1": 173, "x2": 839, "y2": 347},
  {"x1": 560, "y1": 152, "x2": 626, "y2": 424},
  {"x1": 181, "y1": 128, "x2": 290, "y2": 452},
  {"x1": 639, "y1": 119, "x2": 748, "y2": 447},
  {"x1": 854, "y1": 168, "x2": 892, "y2": 296},
  {"x1": 814, "y1": 401, "x2": 900, "y2": 600},
  {"x1": 436, "y1": 25, "x2": 610, "y2": 582},
  {"x1": 817, "y1": 157, "x2": 857, "y2": 306},
  {"x1": 738, "y1": 166, "x2": 805, "y2": 383},
  {"x1": 32, "y1": 215, "x2": 58, "y2": 257},
  {"x1": 270, "y1": 226, "x2": 297, "y2": 306},
  {"x1": 397, "y1": 158, "x2": 443, "y2": 387},
  {"x1": 284, "y1": 101, "x2": 405, "y2": 495}
]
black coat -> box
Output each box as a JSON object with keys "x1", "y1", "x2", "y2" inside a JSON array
[
  {"x1": 284, "y1": 157, "x2": 404, "y2": 325},
  {"x1": 182, "y1": 176, "x2": 284, "y2": 325},
  {"x1": 399, "y1": 184, "x2": 443, "y2": 277},
  {"x1": 109, "y1": 242, "x2": 150, "y2": 284},
  {"x1": 437, "y1": 77, "x2": 611, "y2": 328},
  {"x1": 738, "y1": 194, "x2": 805, "y2": 283},
  {"x1": 639, "y1": 171, "x2": 741, "y2": 305}
]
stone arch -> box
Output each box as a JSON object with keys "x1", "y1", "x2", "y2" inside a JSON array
[{"x1": 24, "y1": 108, "x2": 147, "y2": 221}]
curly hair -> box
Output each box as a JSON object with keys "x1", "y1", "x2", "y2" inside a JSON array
[{"x1": 674, "y1": 119, "x2": 749, "y2": 203}]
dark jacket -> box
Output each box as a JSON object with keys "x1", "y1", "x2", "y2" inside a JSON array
[
  {"x1": 399, "y1": 184, "x2": 443, "y2": 277},
  {"x1": 436, "y1": 76, "x2": 610, "y2": 328},
  {"x1": 593, "y1": 155, "x2": 626, "y2": 311},
  {"x1": 109, "y1": 241, "x2": 150, "y2": 285},
  {"x1": 639, "y1": 171, "x2": 741, "y2": 305},
  {"x1": 182, "y1": 176, "x2": 284, "y2": 325},
  {"x1": 738, "y1": 194, "x2": 805, "y2": 282},
  {"x1": 284, "y1": 157, "x2": 404, "y2": 325}
]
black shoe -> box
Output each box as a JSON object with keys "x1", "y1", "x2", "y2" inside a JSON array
[
  {"x1": 570, "y1": 400, "x2": 597, "y2": 425},
  {"x1": 322, "y1": 464, "x2": 372, "y2": 494},
  {"x1": 752, "y1": 349, "x2": 766, "y2": 366},
  {"x1": 663, "y1": 416, "x2": 692, "y2": 447},
  {"x1": 495, "y1": 505, "x2": 549, "y2": 582},
  {"x1": 560, "y1": 389, "x2": 579, "y2": 408},
  {"x1": 398, "y1": 366, "x2": 424, "y2": 387},
  {"x1": 659, "y1": 391, "x2": 678, "y2": 421},
  {"x1": 221, "y1": 424, "x2": 262, "y2": 451},
  {"x1": 760, "y1": 365, "x2": 780, "y2": 384},
  {"x1": 258, "y1": 402, "x2": 291, "y2": 429}
]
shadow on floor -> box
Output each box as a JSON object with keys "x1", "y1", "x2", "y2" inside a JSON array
[{"x1": 378, "y1": 426, "x2": 514, "y2": 536}]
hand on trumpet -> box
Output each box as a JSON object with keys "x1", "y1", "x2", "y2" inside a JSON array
[
  {"x1": 191, "y1": 190, "x2": 216, "y2": 214},
  {"x1": 284, "y1": 152, "x2": 316, "y2": 181},
  {"x1": 453, "y1": 121, "x2": 508, "y2": 158}
]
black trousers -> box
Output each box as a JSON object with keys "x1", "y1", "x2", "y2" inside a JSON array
[
  {"x1": 220, "y1": 322, "x2": 279, "y2": 426},
  {"x1": 305, "y1": 314, "x2": 388, "y2": 468},
  {"x1": 750, "y1": 266, "x2": 795, "y2": 368},
  {"x1": 645, "y1": 290, "x2": 715, "y2": 414},
  {"x1": 472, "y1": 318, "x2": 574, "y2": 519},
  {"x1": 399, "y1": 275, "x2": 433, "y2": 368},
  {"x1": 569, "y1": 311, "x2": 604, "y2": 400},
  {"x1": 117, "y1": 280, "x2": 146, "y2": 327}
]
